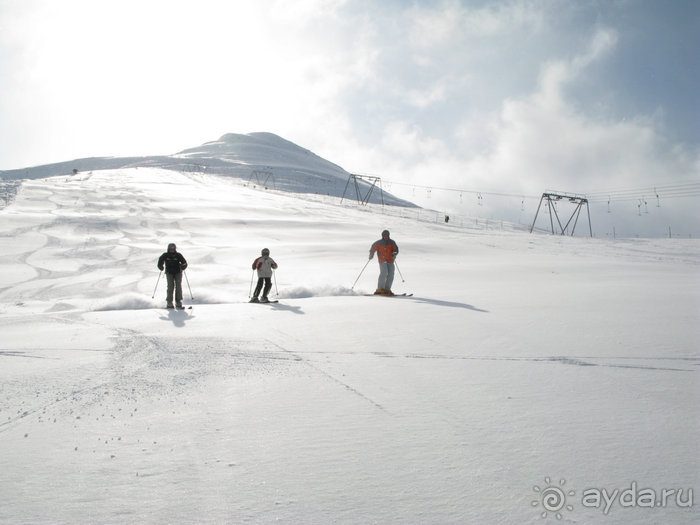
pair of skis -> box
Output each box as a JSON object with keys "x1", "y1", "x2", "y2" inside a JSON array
[{"x1": 163, "y1": 301, "x2": 279, "y2": 310}]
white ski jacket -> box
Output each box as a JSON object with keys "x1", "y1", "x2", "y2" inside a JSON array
[{"x1": 252, "y1": 256, "x2": 278, "y2": 278}]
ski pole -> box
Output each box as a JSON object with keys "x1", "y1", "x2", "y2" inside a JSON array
[
  {"x1": 351, "y1": 259, "x2": 371, "y2": 290},
  {"x1": 152, "y1": 271, "x2": 162, "y2": 299},
  {"x1": 273, "y1": 271, "x2": 279, "y2": 296},
  {"x1": 394, "y1": 260, "x2": 405, "y2": 283},
  {"x1": 183, "y1": 270, "x2": 194, "y2": 300}
]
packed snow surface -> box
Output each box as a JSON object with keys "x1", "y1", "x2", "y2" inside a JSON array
[{"x1": 0, "y1": 169, "x2": 697, "y2": 524}]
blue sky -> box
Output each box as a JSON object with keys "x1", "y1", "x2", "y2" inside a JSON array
[{"x1": 1, "y1": 0, "x2": 698, "y2": 236}]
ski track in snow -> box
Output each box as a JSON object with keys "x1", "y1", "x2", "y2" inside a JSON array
[
  {"x1": 375, "y1": 350, "x2": 696, "y2": 372},
  {"x1": 264, "y1": 337, "x2": 388, "y2": 413},
  {"x1": 0, "y1": 332, "x2": 297, "y2": 434}
]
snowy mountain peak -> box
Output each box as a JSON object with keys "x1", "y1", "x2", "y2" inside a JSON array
[
  {"x1": 0, "y1": 132, "x2": 415, "y2": 206},
  {"x1": 175, "y1": 131, "x2": 339, "y2": 170},
  {"x1": 217, "y1": 132, "x2": 306, "y2": 150},
  {"x1": 181, "y1": 132, "x2": 305, "y2": 155}
]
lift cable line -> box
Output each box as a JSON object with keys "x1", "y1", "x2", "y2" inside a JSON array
[
  {"x1": 381, "y1": 179, "x2": 541, "y2": 201},
  {"x1": 590, "y1": 192, "x2": 700, "y2": 203},
  {"x1": 584, "y1": 181, "x2": 700, "y2": 196},
  {"x1": 584, "y1": 182, "x2": 700, "y2": 203},
  {"x1": 378, "y1": 178, "x2": 699, "y2": 205}
]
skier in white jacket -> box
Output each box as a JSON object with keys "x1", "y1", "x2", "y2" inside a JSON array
[{"x1": 250, "y1": 248, "x2": 278, "y2": 303}]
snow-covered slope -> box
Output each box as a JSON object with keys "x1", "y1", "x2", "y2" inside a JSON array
[
  {"x1": 0, "y1": 168, "x2": 697, "y2": 524},
  {"x1": 0, "y1": 132, "x2": 415, "y2": 207}
]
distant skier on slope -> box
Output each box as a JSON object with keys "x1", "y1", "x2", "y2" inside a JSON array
[
  {"x1": 157, "y1": 243, "x2": 188, "y2": 309},
  {"x1": 369, "y1": 229, "x2": 399, "y2": 295},
  {"x1": 250, "y1": 248, "x2": 278, "y2": 303}
]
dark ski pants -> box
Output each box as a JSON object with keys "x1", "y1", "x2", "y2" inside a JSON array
[
  {"x1": 377, "y1": 262, "x2": 395, "y2": 290},
  {"x1": 253, "y1": 277, "x2": 272, "y2": 299},
  {"x1": 166, "y1": 272, "x2": 183, "y2": 305}
]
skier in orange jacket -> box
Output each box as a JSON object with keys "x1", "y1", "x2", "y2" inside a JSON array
[{"x1": 369, "y1": 229, "x2": 399, "y2": 295}]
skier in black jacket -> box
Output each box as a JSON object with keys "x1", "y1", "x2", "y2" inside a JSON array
[{"x1": 157, "y1": 243, "x2": 188, "y2": 308}]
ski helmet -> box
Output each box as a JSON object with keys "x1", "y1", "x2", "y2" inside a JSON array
[
  {"x1": 261, "y1": 248, "x2": 270, "y2": 256},
  {"x1": 168, "y1": 243, "x2": 176, "y2": 251},
  {"x1": 382, "y1": 230, "x2": 390, "y2": 237}
]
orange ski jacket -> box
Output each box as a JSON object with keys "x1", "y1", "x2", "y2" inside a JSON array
[{"x1": 369, "y1": 239, "x2": 399, "y2": 263}]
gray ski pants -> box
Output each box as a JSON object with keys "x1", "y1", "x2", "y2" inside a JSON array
[{"x1": 377, "y1": 262, "x2": 395, "y2": 290}]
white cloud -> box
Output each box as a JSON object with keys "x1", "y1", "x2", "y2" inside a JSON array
[{"x1": 465, "y1": 26, "x2": 691, "y2": 196}]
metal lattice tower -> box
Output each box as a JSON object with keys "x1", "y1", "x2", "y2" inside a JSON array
[
  {"x1": 340, "y1": 174, "x2": 384, "y2": 206},
  {"x1": 530, "y1": 191, "x2": 592, "y2": 237},
  {"x1": 248, "y1": 168, "x2": 276, "y2": 190}
]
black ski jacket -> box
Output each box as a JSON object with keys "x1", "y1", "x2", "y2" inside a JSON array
[{"x1": 158, "y1": 252, "x2": 187, "y2": 274}]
